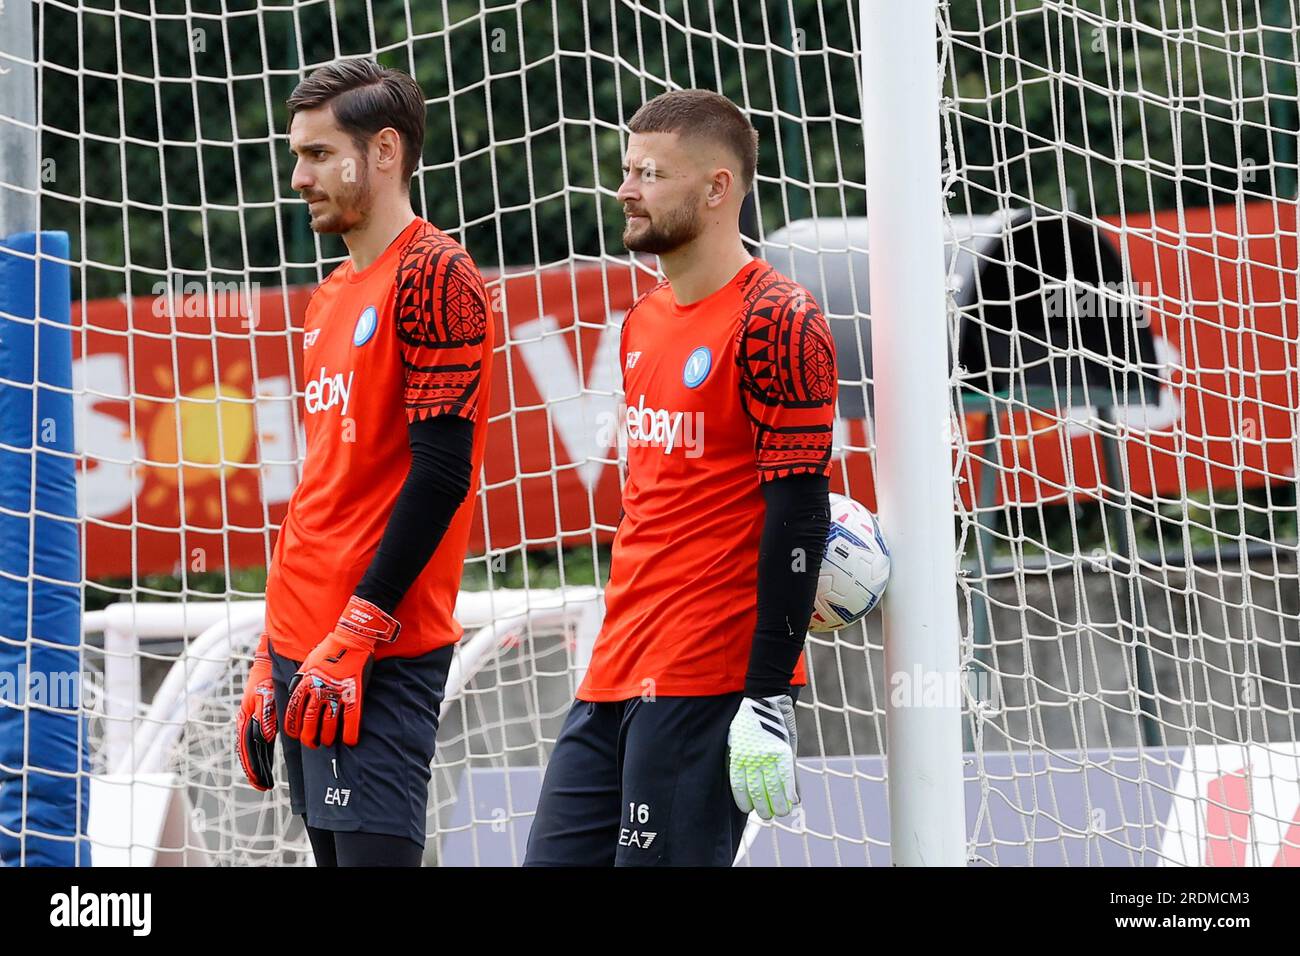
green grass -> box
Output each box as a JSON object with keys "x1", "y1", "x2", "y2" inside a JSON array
[{"x1": 459, "y1": 544, "x2": 611, "y2": 591}]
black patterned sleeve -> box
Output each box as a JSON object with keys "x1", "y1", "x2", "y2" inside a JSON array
[
  {"x1": 395, "y1": 233, "x2": 490, "y2": 424},
  {"x1": 737, "y1": 283, "x2": 838, "y2": 482}
]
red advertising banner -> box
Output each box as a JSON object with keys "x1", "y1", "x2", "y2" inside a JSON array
[
  {"x1": 75, "y1": 262, "x2": 651, "y2": 578},
  {"x1": 73, "y1": 201, "x2": 1298, "y2": 578}
]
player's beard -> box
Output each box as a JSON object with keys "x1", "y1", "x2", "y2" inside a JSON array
[
  {"x1": 622, "y1": 199, "x2": 703, "y2": 255},
  {"x1": 304, "y1": 163, "x2": 372, "y2": 235}
]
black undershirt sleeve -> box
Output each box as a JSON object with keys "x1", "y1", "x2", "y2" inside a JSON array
[
  {"x1": 353, "y1": 414, "x2": 475, "y2": 616},
  {"x1": 744, "y1": 473, "x2": 831, "y2": 699}
]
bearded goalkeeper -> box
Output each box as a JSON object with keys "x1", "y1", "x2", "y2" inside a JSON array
[
  {"x1": 525, "y1": 89, "x2": 837, "y2": 866},
  {"x1": 234, "y1": 59, "x2": 493, "y2": 867}
]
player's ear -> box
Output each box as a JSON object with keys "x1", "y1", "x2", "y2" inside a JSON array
[
  {"x1": 706, "y1": 167, "x2": 733, "y2": 207},
  {"x1": 374, "y1": 127, "x2": 403, "y2": 175}
]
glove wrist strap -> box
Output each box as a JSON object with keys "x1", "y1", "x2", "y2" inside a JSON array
[{"x1": 337, "y1": 594, "x2": 401, "y2": 644}]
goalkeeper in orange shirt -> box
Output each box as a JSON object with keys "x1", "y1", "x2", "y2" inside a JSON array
[
  {"x1": 525, "y1": 90, "x2": 836, "y2": 866},
  {"x1": 235, "y1": 59, "x2": 493, "y2": 867}
]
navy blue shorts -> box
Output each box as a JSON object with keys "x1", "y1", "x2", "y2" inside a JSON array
[
  {"x1": 524, "y1": 693, "x2": 751, "y2": 867},
  {"x1": 269, "y1": 643, "x2": 453, "y2": 848}
]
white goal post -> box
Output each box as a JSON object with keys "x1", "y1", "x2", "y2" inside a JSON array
[
  {"x1": 2, "y1": 0, "x2": 1300, "y2": 867},
  {"x1": 860, "y1": 0, "x2": 966, "y2": 865}
]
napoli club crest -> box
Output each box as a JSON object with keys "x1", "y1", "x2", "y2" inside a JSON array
[
  {"x1": 353, "y1": 306, "x2": 378, "y2": 346},
  {"x1": 683, "y1": 346, "x2": 712, "y2": 388}
]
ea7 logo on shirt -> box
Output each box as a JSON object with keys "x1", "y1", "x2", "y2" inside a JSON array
[
  {"x1": 304, "y1": 366, "x2": 354, "y2": 416},
  {"x1": 324, "y1": 786, "x2": 352, "y2": 806},
  {"x1": 626, "y1": 351, "x2": 641, "y2": 369},
  {"x1": 304, "y1": 328, "x2": 321, "y2": 347}
]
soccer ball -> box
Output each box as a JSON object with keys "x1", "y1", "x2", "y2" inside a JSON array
[{"x1": 809, "y1": 493, "x2": 891, "y2": 633}]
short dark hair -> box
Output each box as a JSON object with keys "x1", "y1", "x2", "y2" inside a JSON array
[
  {"x1": 628, "y1": 89, "x2": 759, "y2": 193},
  {"x1": 287, "y1": 59, "x2": 426, "y2": 183}
]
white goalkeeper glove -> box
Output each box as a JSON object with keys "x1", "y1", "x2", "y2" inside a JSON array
[{"x1": 727, "y1": 694, "x2": 800, "y2": 820}]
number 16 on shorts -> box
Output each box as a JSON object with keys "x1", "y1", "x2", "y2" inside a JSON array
[{"x1": 620, "y1": 802, "x2": 657, "y2": 851}]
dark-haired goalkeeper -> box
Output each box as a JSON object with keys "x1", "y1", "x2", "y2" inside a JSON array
[{"x1": 234, "y1": 60, "x2": 493, "y2": 867}]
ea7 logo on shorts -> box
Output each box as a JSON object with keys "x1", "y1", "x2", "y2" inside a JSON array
[
  {"x1": 618, "y1": 828, "x2": 657, "y2": 850},
  {"x1": 304, "y1": 366, "x2": 354, "y2": 416},
  {"x1": 324, "y1": 786, "x2": 352, "y2": 806}
]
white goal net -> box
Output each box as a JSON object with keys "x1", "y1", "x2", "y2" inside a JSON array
[{"x1": 1, "y1": 0, "x2": 1298, "y2": 866}]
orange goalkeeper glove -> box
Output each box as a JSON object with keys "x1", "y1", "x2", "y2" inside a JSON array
[
  {"x1": 235, "y1": 632, "x2": 277, "y2": 791},
  {"x1": 283, "y1": 595, "x2": 401, "y2": 749}
]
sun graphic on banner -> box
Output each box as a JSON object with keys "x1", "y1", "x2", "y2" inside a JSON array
[{"x1": 141, "y1": 356, "x2": 258, "y2": 524}]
